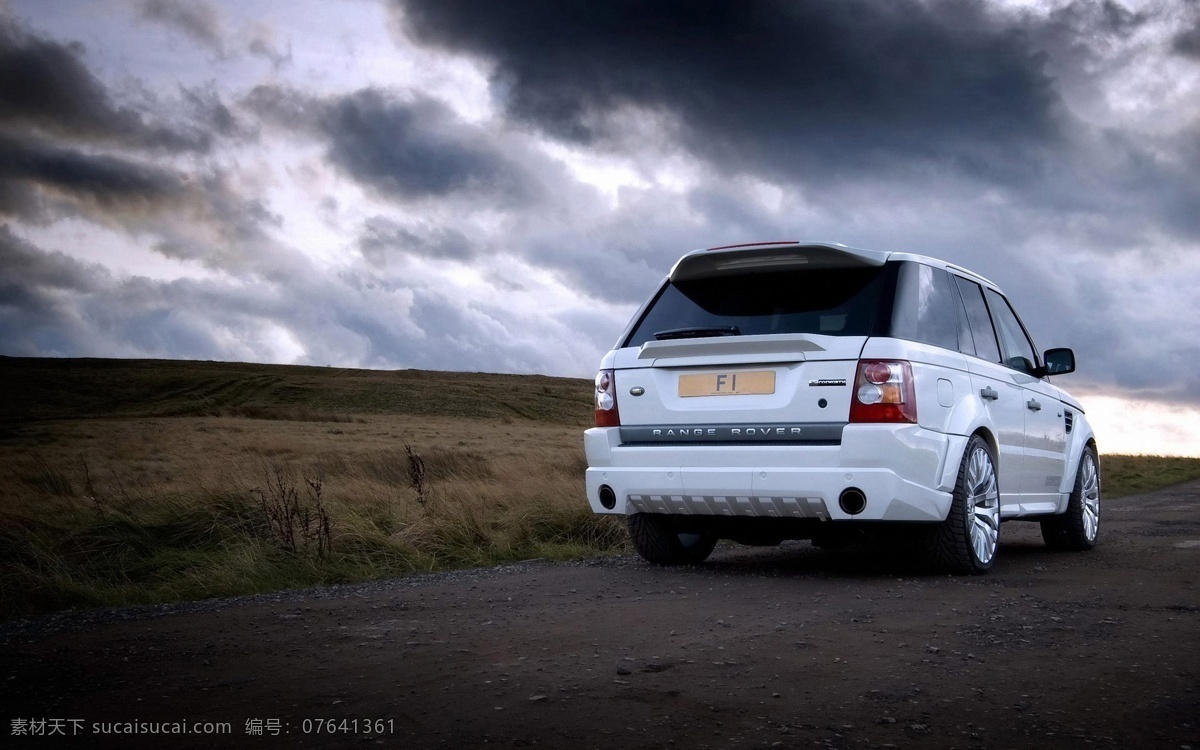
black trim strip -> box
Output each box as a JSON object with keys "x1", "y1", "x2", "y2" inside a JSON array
[{"x1": 619, "y1": 422, "x2": 845, "y2": 446}]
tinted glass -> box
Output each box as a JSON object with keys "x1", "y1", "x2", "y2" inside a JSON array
[
  {"x1": 624, "y1": 267, "x2": 885, "y2": 348},
  {"x1": 952, "y1": 279, "x2": 974, "y2": 355},
  {"x1": 953, "y1": 276, "x2": 1002, "y2": 363},
  {"x1": 985, "y1": 288, "x2": 1039, "y2": 374},
  {"x1": 889, "y1": 263, "x2": 960, "y2": 351}
]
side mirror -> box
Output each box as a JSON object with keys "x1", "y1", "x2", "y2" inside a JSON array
[{"x1": 1039, "y1": 347, "x2": 1076, "y2": 377}]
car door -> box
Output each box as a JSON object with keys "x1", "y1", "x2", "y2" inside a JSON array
[
  {"x1": 982, "y1": 289, "x2": 1068, "y2": 513},
  {"x1": 952, "y1": 277, "x2": 1025, "y2": 517}
]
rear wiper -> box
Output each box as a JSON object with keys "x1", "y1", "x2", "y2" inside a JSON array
[{"x1": 653, "y1": 326, "x2": 741, "y2": 341}]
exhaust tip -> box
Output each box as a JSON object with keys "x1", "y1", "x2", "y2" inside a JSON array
[
  {"x1": 598, "y1": 485, "x2": 617, "y2": 510},
  {"x1": 838, "y1": 487, "x2": 867, "y2": 516}
]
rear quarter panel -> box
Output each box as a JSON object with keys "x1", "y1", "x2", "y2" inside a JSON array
[
  {"x1": 860, "y1": 337, "x2": 997, "y2": 494},
  {"x1": 858, "y1": 337, "x2": 976, "y2": 437}
]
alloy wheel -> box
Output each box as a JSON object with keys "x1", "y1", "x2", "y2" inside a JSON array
[{"x1": 965, "y1": 445, "x2": 1000, "y2": 565}]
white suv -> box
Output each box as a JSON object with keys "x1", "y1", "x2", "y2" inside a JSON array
[{"x1": 584, "y1": 242, "x2": 1099, "y2": 574}]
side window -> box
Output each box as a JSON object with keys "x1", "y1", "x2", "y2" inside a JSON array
[
  {"x1": 951, "y1": 279, "x2": 974, "y2": 356},
  {"x1": 952, "y1": 276, "x2": 1002, "y2": 363},
  {"x1": 984, "y1": 289, "x2": 1039, "y2": 374},
  {"x1": 889, "y1": 263, "x2": 960, "y2": 351}
]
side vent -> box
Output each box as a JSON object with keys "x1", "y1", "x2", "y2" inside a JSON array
[{"x1": 1064, "y1": 409, "x2": 1074, "y2": 434}]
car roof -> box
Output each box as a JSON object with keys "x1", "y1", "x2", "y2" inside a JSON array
[{"x1": 670, "y1": 241, "x2": 998, "y2": 290}]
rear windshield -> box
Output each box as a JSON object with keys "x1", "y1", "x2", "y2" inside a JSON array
[{"x1": 623, "y1": 266, "x2": 887, "y2": 348}]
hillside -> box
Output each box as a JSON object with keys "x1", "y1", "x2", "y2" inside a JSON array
[
  {"x1": 0, "y1": 356, "x2": 593, "y2": 425},
  {"x1": 0, "y1": 357, "x2": 609, "y2": 620}
]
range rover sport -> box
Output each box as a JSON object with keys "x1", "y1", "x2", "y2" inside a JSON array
[{"x1": 584, "y1": 241, "x2": 1099, "y2": 574}]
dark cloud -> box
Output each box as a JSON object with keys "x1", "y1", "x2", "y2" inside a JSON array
[
  {"x1": 247, "y1": 34, "x2": 291, "y2": 68},
  {"x1": 246, "y1": 85, "x2": 537, "y2": 203},
  {"x1": 0, "y1": 131, "x2": 290, "y2": 279},
  {"x1": 0, "y1": 16, "x2": 211, "y2": 151},
  {"x1": 0, "y1": 175, "x2": 42, "y2": 219},
  {"x1": 0, "y1": 226, "x2": 102, "y2": 355},
  {"x1": 524, "y1": 189, "x2": 732, "y2": 305},
  {"x1": 0, "y1": 133, "x2": 187, "y2": 218},
  {"x1": 137, "y1": 0, "x2": 225, "y2": 53},
  {"x1": 1174, "y1": 20, "x2": 1200, "y2": 58},
  {"x1": 390, "y1": 0, "x2": 1200, "y2": 249},
  {"x1": 359, "y1": 216, "x2": 475, "y2": 263},
  {"x1": 1051, "y1": 129, "x2": 1200, "y2": 243},
  {"x1": 240, "y1": 84, "x2": 313, "y2": 124},
  {"x1": 0, "y1": 17, "x2": 129, "y2": 139},
  {"x1": 0, "y1": 225, "x2": 98, "y2": 295},
  {"x1": 1059, "y1": 0, "x2": 1148, "y2": 38},
  {"x1": 1017, "y1": 261, "x2": 1200, "y2": 405},
  {"x1": 320, "y1": 89, "x2": 533, "y2": 201},
  {"x1": 395, "y1": 0, "x2": 1062, "y2": 180},
  {"x1": 182, "y1": 85, "x2": 241, "y2": 139},
  {"x1": 0, "y1": 227, "x2": 292, "y2": 361}
]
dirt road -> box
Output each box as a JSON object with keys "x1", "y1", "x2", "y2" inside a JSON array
[{"x1": 3, "y1": 482, "x2": 1198, "y2": 749}]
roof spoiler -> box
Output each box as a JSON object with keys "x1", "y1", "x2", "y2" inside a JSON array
[{"x1": 671, "y1": 242, "x2": 889, "y2": 282}]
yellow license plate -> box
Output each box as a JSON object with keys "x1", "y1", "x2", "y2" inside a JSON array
[{"x1": 678, "y1": 370, "x2": 776, "y2": 397}]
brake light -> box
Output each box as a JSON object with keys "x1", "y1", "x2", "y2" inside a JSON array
[
  {"x1": 595, "y1": 369, "x2": 620, "y2": 427},
  {"x1": 849, "y1": 360, "x2": 917, "y2": 423}
]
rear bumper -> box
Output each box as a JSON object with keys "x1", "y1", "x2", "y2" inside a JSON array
[{"x1": 584, "y1": 424, "x2": 963, "y2": 523}]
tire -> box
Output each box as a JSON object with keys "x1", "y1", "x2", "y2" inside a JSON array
[
  {"x1": 925, "y1": 435, "x2": 1000, "y2": 575},
  {"x1": 1041, "y1": 445, "x2": 1100, "y2": 551},
  {"x1": 627, "y1": 513, "x2": 717, "y2": 565}
]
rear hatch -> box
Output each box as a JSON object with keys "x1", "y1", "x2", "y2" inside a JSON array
[{"x1": 612, "y1": 243, "x2": 890, "y2": 438}]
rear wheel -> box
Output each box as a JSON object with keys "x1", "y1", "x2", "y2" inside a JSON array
[
  {"x1": 627, "y1": 513, "x2": 717, "y2": 565},
  {"x1": 926, "y1": 435, "x2": 1000, "y2": 575},
  {"x1": 1041, "y1": 445, "x2": 1100, "y2": 551}
]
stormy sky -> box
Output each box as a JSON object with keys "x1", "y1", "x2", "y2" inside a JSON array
[{"x1": 2, "y1": 0, "x2": 1199, "y2": 455}]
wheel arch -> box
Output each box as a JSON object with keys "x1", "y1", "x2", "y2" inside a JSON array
[
  {"x1": 924, "y1": 430, "x2": 1000, "y2": 574},
  {"x1": 1058, "y1": 416, "x2": 1099, "y2": 497},
  {"x1": 938, "y1": 388, "x2": 999, "y2": 492},
  {"x1": 972, "y1": 426, "x2": 1000, "y2": 467},
  {"x1": 937, "y1": 424, "x2": 998, "y2": 494}
]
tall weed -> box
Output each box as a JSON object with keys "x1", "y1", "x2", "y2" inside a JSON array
[
  {"x1": 252, "y1": 464, "x2": 332, "y2": 556},
  {"x1": 0, "y1": 433, "x2": 624, "y2": 620}
]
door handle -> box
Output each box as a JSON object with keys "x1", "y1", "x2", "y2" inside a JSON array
[
  {"x1": 980, "y1": 387, "x2": 999, "y2": 401},
  {"x1": 1026, "y1": 399, "x2": 1042, "y2": 411}
]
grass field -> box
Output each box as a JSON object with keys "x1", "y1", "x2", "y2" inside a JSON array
[{"x1": 2, "y1": 356, "x2": 1198, "y2": 621}]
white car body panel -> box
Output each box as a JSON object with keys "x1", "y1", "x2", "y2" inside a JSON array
[{"x1": 586, "y1": 241, "x2": 1096, "y2": 536}]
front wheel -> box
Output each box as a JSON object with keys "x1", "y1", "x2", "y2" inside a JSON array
[
  {"x1": 1041, "y1": 445, "x2": 1100, "y2": 551},
  {"x1": 627, "y1": 514, "x2": 717, "y2": 565},
  {"x1": 925, "y1": 435, "x2": 1000, "y2": 575}
]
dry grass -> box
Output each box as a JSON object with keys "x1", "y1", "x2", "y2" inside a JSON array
[
  {"x1": 1098, "y1": 454, "x2": 1200, "y2": 498},
  {"x1": 0, "y1": 357, "x2": 620, "y2": 620},
  {"x1": 0, "y1": 412, "x2": 624, "y2": 619}
]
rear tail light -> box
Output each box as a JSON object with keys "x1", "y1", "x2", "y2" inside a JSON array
[
  {"x1": 849, "y1": 360, "x2": 917, "y2": 423},
  {"x1": 595, "y1": 369, "x2": 620, "y2": 427}
]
